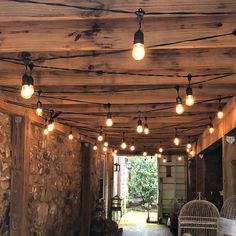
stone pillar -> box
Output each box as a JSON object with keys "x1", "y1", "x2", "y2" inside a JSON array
[{"x1": 223, "y1": 136, "x2": 236, "y2": 199}]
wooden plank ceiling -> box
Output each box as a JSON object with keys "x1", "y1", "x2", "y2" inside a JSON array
[{"x1": 0, "y1": 0, "x2": 236, "y2": 155}]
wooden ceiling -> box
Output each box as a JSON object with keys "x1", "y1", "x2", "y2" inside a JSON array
[{"x1": 0, "y1": 0, "x2": 236, "y2": 155}]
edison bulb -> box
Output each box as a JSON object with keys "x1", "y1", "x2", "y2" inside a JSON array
[
  {"x1": 186, "y1": 95, "x2": 194, "y2": 106},
  {"x1": 47, "y1": 122, "x2": 54, "y2": 132},
  {"x1": 36, "y1": 107, "x2": 43, "y2": 116},
  {"x1": 155, "y1": 153, "x2": 158, "y2": 158},
  {"x1": 93, "y1": 145, "x2": 98, "y2": 151},
  {"x1": 163, "y1": 158, "x2": 167, "y2": 163},
  {"x1": 130, "y1": 145, "x2": 135, "y2": 151},
  {"x1": 106, "y1": 117, "x2": 113, "y2": 127},
  {"x1": 217, "y1": 111, "x2": 224, "y2": 119},
  {"x1": 158, "y1": 153, "x2": 162, "y2": 158},
  {"x1": 143, "y1": 151, "x2": 147, "y2": 156},
  {"x1": 178, "y1": 156, "x2": 182, "y2": 161},
  {"x1": 209, "y1": 127, "x2": 214, "y2": 134},
  {"x1": 176, "y1": 104, "x2": 184, "y2": 114},
  {"x1": 114, "y1": 149, "x2": 118, "y2": 154},
  {"x1": 190, "y1": 150, "x2": 195, "y2": 156},
  {"x1": 132, "y1": 43, "x2": 145, "y2": 61},
  {"x1": 137, "y1": 125, "x2": 143, "y2": 134},
  {"x1": 103, "y1": 146, "x2": 107, "y2": 152},
  {"x1": 43, "y1": 128, "x2": 49, "y2": 136},
  {"x1": 159, "y1": 147, "x2": 163, "y2": 153},
  {"x1": 21, "y1": 85, "x2": 34, "y2": 99},
  {"x1": 187, "y1": 143, "x2": 192, "y2": 149},
  {"x1": 186, "y1": 148, "x2": 190, "y2": 153},
  {"x1": 68, "y1": 133, "x2": 73, "y2": 140},
  {"x1": 121, "y1": 142, "x2": 127, "y2": 150},
  {"x1": 174, "y1": 137, "x2": 180, "y2": 146},
  {"x1": 144, "y1": 127, "x2": 149, "y2": 135},
  {"x1": 98, "y1": 135, "x2": 103, "y2": 142},
  {"x1": 104, "y1": 141, "x2": 108, "y2": 147}
]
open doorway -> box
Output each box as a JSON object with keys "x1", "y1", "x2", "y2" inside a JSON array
[{"x1": 113, "y1": 155, "x2": 159, "y2": 224}]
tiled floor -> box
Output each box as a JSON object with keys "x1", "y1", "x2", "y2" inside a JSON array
[{"x1": 119, "y1": 211, "x2": 173, "y2": 236}]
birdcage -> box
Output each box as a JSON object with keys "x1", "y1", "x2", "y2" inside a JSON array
[
  {"x1": 218, "y1": 195, "x2": 236, "y2": 236},
  {"x1": 178, "y1": 194, "x2": 220, "y2": 236}
]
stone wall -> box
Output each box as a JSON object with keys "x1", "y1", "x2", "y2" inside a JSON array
[
  {"x1": 28, "y1": 124, "x2": 82, "y2": 236},
  {"x1": 0, "y1": 112, "x2": 11, "y2": 236}
]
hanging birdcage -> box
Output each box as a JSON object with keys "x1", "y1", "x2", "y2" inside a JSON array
[
  {"x1": 178, "y1": 194, "x2": 220, "y2": 236},
  {"x1": 218, "y1": 195, "x2": 236, "y2": 236}
]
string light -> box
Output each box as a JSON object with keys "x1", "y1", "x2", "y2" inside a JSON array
[
  {"x1": 93, "y1": 143, "x2": 98, "y2": 150},
  {"x1": 114, "y1": 149, "x2": 118, "y2": 154},
  {"x1": 185, "y1": 74, "x2": 194, "y2": 106},
  {"x1": 158, "y1": 153, "x2": 162, "y2": 158},
  {"x1": 43, "y1": 119, "x2": 48, "y2": 136},
  {"x1": 155, "y1": 153, "x2": 158, "y2": 158},
  {"x1": 106, "y1": 103, "x2": 113, "y2": 127},
  {"x1": 175, "y1": 85, "x2": 184, "y2": 114},
  {"x1": 144, "y1": 116, "x2": 149, "y2": 135},
  {"x1": 187, "y1": 136, "x2": 192, "y2": 150},
  {"x1": 208, "y1": 117, "x2": 214, "y2": 134},
  {"x1": 68, "y1": 127, "x2": 73, "y2": 140},
  {"x1": 132, "y1": 8, "x2": 145, "y2": 61},
  {"x1": 130, "y1": 138, "x2": 135, "y2": 151},
  {"x1": 21, "y1": 65, "x2": 34, "y2": 99},
  {"x1": 159, "y1": 141, "x2": 163, "y2": 153},
  {"x1": 103, "y1": 146, "x2": 107, "y2": 152},
  {"x1": 174, "y1": 128, "x2": 180, "y2": 146},
  {"x1": 121, "y1": 132, "x2": 127, "y2": 149},
  {"x1": 47, "y1": 110, "x2": 55, "y2": 132},
  {"x1": 217, "y1": 97, "x2": 224, "y2": 119},
  {"x1": 137, "y1": 111, "x2": 143, "y2": 134},
  {"x1": 104, "y1": 134, "x2": 109, "y2": 147},
  {"x1": 97, "y1": 126, "x2": 104, "y2": 142},
  {"x1": 190, "y1": 149, "x2": 195, "y2": 157},
  {"x1": 163, "y1": 157, "x2": 167, "y2": 163},
  {"x1": 35, "y1": 90, "x2": 43, "y2": 116},
  {"x1": 178, "y1": 156, "x2": 182, "y2": 161},
  {"x1": 143, "y1": 146, "x2": 147, "y2": 156}
]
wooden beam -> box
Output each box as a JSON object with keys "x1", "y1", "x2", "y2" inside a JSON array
[{"x1": 192, "y1": 96, "x2": 236, "y2": 155}]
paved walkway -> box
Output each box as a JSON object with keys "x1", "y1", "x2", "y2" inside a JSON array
[{"x1": 119, "y1": 211, "x2": 173, "y2": 236}]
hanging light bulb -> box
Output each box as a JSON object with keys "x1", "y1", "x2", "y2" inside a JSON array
[
  {"x1": 185, "y1": 74, "x2": 194, "y2": 106},
  {"x1": 35, "y1": 90, "x2": 43, "y2": 116},
  {"x1": 93, "y1": 143, "x2": 98, "y2": 151},
  {"x1": 97, "y1": 126, "x2": 104, "y2": 142},
  {"x1": 163, "y1": 157, "x2": 167, "y2": 163},
  {"x1": 106, "y1": 103, "x2": 113, "y2": 127},
  {"x1": 143, "y1": 116, "x2": 149, "y2": 135},
  {"x1": 68, "y1": 127, "x2": 73, "y2": 140},
  {"x1": 143, "y1": 146, "x2": 147, "y2": 156},
  {"x1": 103, "y1": 146, "x2": 107, "y2": 152},
  {"x1": 217, "y1": 97, "x2": 224, "y2": 119},
  {"x1": 130, "y1": 138, "x2": 135, "y2": 151},
  {"x1": 43, "y1": 119, "x2": 48, "y2": 136},
  {"x1": 21, "y1": 73, "x2": 34, "y2": 99},
  {"x1": 175, "y1": 85, "x2": 184, "y2": 114},
  {"x1": 155, "y1": 153, "x2": 158, "y2": 158},
  {"x1": 187, "y1": 136, "x2": 192, "y2": 149},
  {"x1": 47, "y1": 111, "x2": 55, "y2": 132},
  {"x1": 174, "y1": 128, "x2": 180, "y2": 146},
  {"x1": 209, "y1": 123, "x2": 214, "y2": 134},
  {"x1": 159, "y1": 141, "x2": 163, "y2": 153},
  {"x1": 132, "y1": 9, "x2": 145, "y2": 61},
  {"x1": 158, "y1": 153, "x2": 162, "y2": 158},
  {"x1": 114, "y1": 149, "x2": 118, "y2": 154},
  {"x1": 121, "y1": 132, "x2": 127, "y2": 149},
  {"x1": 104, "y1": 134, "x2": 109, "y2": 147},
  {"x1": 190, "y1": 149, "x2": 195, "y2": 157},
  {"x1": 178, "y1": 156, "x2": 182, "y2": 161},
  {"x1": 137, "y1": 111, "x2": 143, "y2": 134}
]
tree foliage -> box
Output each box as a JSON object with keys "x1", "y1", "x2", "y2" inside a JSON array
[{"x1": 127, "y1": 157, "x2": 158, "y2": 205}]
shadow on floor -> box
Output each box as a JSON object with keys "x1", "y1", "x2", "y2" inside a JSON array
[{"x1": 119, "y1": 211, "x2": 173, "y2": 236}]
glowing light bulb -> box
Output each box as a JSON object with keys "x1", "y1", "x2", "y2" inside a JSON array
[
  {"x1": 176, "y1": 103, "x2": 184, "y2": 114},
  {"x1": 159, "y1": 147, "x2": 163, "y2": 153},
  {"x1": 21, "y1": 84, "x2": 34, "y2": 99},
  {"x1": 186, "y1": 95, "x2": 194, "y2": 106},
  {"x1": 93, "y1": 144, "x2": 98, "y2": 150},
  {"x1": 104, "y1": 141, "x2": 109, "y2": 147},
  {"x1": 190, "y1": 150, "x2": 195, "y2": 156},
  {"x1": 47, "y1": 122, "x2": 54, "y2": 132},
  {"x1": 163, "y1": 158, "x2": 167, "y2": 163},
  {"x1": 36, "y1": 107, "x2": 43, "y2": 117},
  {"x1": 121, "y1": 142, "x2": 127, "y2": 150},
  {"x1": 209, "y1": 126, "x2": 214, "y2": 134},
  {"x1": 132, "y1": 43, "x2": 145, "y2": 61},
  {"x1": 106, "y1": 117, "x2": 113, "y2": 127},
  {"x1": 114, "y1": 149, "x2": 118, "y2": 154},
  {"x1": 68, "y1": 131, "x2": 73, "y2": 140},
  {"x1": 178, "y1": 156, "x2": 182, "y2": 161},
  {"x1": 186, "y1": 148, "x2": 190, "y2": 153},
  {"x1": 103, "y1": 146, "x2": 107, "y2": 152},
  {"x1": 187, "y1": 143, "x2": 192, "y2": 149},
  {"x1": 137, "y1": 124, "x2": 143, "y2": 134},
  {"x1": 217, "y1": 110, "x2": 224, "y2": 120},
  {"x1": 155, "y1": 153, "x2": 158, "y2": 158},
  {"x1": 144, "y1": 126, "x2": 149, "y2": 135},
  {"x1": 44, "y1": 128, "x2": 48, "y2": 136},
  {"x1": 143, "y1": 151, "x2": 147, "y2": 156},
  {"x1": 174, "y1": 137, "x2": 180, "y2": 146},
  {"x1": 98, "y1": 134, "x2": 103, "y2": 142},
  {"x1": 130, "y1": 145, "x2": 135, "y2": 151}
]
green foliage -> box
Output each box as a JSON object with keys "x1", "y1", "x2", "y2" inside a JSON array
[{"x1": 127, "y1": 157, "x2": 158, "y2": 205}]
